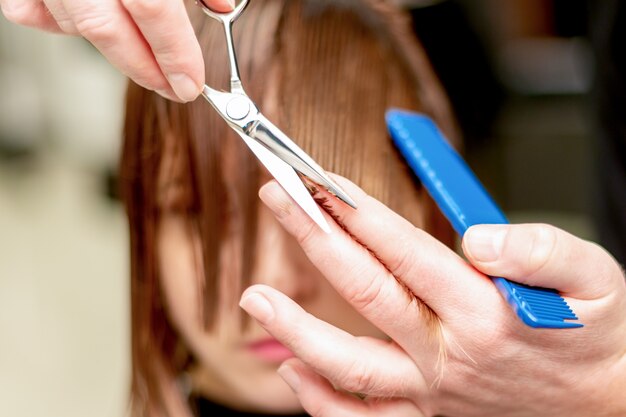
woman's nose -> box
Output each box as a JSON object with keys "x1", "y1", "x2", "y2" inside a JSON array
[{"x1": 252, "y1": 213, "x2": 319, "y2": 302}]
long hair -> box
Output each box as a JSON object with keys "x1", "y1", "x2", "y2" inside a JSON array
[{"x1": 120, "y1": 0, "x2": 460, "y2": 415}]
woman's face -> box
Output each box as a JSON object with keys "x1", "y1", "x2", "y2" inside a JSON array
[{"x1": 157, "y1": 187, "x2": 388, "y2": 413}]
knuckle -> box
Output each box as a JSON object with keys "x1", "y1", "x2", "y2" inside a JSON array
[
  {"x1": 121, "y1": 0, "x2": 164, "y2": 21},
  {"x1": 73, "y1": 11, "x2": 117, "y2": 45},
  {"x1": 294, "y1": 220, "x2": 319, "y2": 250},
  {"x1": 387, "y1": 240, "x2": 419, "y2": 277},
  {"x1": 525, "y1": 224, "x2": 559, "y2": 278},
  {"x1": 1, "y1": 1, "x2": 34, "y2": 25},
  {"x1": 56, "y1": 18, "x2": 78, "y2": 35},
  {"x1": 341, "y1": 359, "x2": 378, "y2": 394},
  {"x1": 342, "y1": 270, "x2": 386, "y2": 313}
]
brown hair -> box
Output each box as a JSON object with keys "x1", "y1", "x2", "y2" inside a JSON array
[{"x1": 120, "y1": 0, "x2": 459, "y2": 415}]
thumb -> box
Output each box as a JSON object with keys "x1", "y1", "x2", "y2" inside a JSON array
[{"x1": 461, "y1": 223, "x2": 623, "y2": 299}]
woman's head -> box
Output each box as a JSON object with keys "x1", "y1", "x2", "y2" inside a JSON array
[{"x1": 120, "y1": 0, "x2": 458, "y2": 415}]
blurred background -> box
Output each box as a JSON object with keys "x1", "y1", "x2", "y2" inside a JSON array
[
  {"x1": 0, "y1": 11, "x2": 128, "y2": 417},
  {"x1": 0, "y1": 0, "x2": 622, "y2": 416}
]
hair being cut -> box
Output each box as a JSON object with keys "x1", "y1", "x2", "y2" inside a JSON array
[{"x1": 120, "y1": 0, "x2": 460, "y2": 415}]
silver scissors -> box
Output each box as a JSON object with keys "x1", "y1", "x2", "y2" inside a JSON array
[{"x1": 196, "y1": 0, "x2": 356, "y2": 233}]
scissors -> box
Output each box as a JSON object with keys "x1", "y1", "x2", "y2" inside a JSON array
[{"x1": 196, "y1": 0, "x2": 357, "y2": 233}]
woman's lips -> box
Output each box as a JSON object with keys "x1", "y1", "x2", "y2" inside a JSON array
[{"x1": 245, "y1": 338, "x2": 294, "y2": 362}]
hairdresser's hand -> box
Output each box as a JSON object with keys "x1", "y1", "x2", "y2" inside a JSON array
[
  {"x1": 239, "y1": 176, "x2": 626, "y2": 417},
  {"x1": 0, "y1": 0, "x2": 232, "y2": 102}
]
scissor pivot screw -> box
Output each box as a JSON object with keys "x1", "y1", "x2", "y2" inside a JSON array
[{"x1": 226, "y1": 97, "x2": 250, "y2": 120}]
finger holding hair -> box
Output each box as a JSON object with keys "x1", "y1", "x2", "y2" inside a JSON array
[
  {"x1": 278, "y1": 358, "x2": 426, "y2": 417},
  {"x1": 259, "y1": 176, "x2": 502, "y2": 328},
  {"x1": 258, "y1": 179, "x2": 458, "y2": 366},
  {"x1": 239, "y1": 284, "x2": 431, "y2": 400}
]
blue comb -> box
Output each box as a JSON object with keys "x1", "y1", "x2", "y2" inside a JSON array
[{"x1": 386, "y1": 109, "x2": 582, "y2": 329}]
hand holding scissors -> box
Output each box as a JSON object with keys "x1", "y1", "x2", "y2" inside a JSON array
[{"x1": 0, "y1": 0, "x2": 233, "y2": 102}]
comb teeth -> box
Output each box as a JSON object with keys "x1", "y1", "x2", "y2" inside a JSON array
[
  {"x1": 512, "y1": 284, "x2": 578, "y2": 320},
  {"x1": 494, "y1": 278, "x2": 583, "y2": 328}
]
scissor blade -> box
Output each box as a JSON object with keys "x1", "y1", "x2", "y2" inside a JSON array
[
  {"x1": 235, "y1": 131, "x2": 331, "y2": 234},
  {"x1": 250, "y1": 115, "x2": 358, "y2": 209}
]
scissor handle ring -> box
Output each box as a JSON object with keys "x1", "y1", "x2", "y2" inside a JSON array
[{"x1": 197, "y1": 0, "x2": 249, "y2": 24}]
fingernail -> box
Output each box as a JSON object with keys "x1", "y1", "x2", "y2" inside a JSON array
[
  {"x1": 464, "y1": 225, "x2": 508, "y2": 262},
  {"x1": 259, "y1": 181, "x2": 292, "y2": 219},
  {"x1": 239, "y1": 292, "x2": 275, "y2": 325},
  {"x1": 167, "y1": 73, "x2": 200, "y2": 102},
  {"x1": 227, "y1": 0, "x2": 236, "y2": 9},
  {"x1": 278, "y1": 364, "x2": 301, "y2": 393}
]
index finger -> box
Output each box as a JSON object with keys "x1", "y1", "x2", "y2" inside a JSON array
[
  {"x1": 259, "y1": 176, "x2": 501, "y2": 323},
  {"x1": 259, "y1": 181, "x2": 440, "y2": 353}
]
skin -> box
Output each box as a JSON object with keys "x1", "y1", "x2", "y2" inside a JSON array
[
  {"x1": 0, "y1": 0, "x2": 229, "y2": 102},
  {"x1": 234, "y1": 176, "x2": 626, "y2": 417},
  {"x1": 5, "y1": 3, "x2": 623, "y2": 412},
  {"x1": 156, "y1": 193, "x2": 388, "y2": 414}
]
